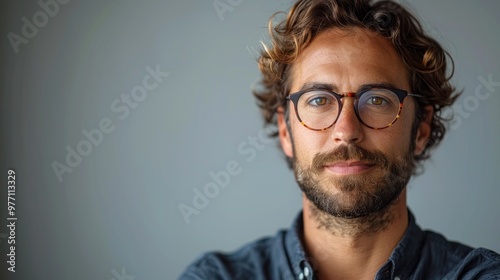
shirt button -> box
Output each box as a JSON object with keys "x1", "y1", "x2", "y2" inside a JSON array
[
  {"x1": 304, "y1": 266, "x2": 310, "y2": 277},
  {"x1": 298, "y1": 272, "x2": 304, "y2": 280}
]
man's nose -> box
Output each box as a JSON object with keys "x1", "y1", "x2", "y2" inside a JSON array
[{"x1": 331, "y1": 96, "x2": 364, "y2": 144}]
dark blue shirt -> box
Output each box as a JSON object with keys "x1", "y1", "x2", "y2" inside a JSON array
[{"x1": 180, "y1": 210, "x2": 500, "y2": 279}]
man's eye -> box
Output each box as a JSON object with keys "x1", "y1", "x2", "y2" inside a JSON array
[
  {"x1": 309, "y1": 97, "x2": 329, "y2": 106},
  {"x1": 368, "y1": 96, "x2": 386, "y2": 106}
]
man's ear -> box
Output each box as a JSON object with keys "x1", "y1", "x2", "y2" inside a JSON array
[
  {"x1": 414, "y1": 105, "x2": 433, "y2": 156},
  {"x1": 277, "y1": 107, "x2": 294, "y2": 158}
]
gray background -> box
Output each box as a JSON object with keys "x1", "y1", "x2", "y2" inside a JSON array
[{"x1": 1, "y1": 0, "x2": 499, "y2": 279}]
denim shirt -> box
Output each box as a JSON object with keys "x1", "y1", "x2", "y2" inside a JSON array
[{"x1": 180, "y1": 210, "x2": 500, "y2": 280}]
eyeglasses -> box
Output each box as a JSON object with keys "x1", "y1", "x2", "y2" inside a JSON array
[{"x1": 286, "y1": 87, "x2": 422, "y2": 131}]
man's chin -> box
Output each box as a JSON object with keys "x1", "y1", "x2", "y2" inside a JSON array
[
  {"x1": 311, "y1": 196, "x2": 393, "y2": 219},
  {"x1": 305, "y1": 180, "x2": 402, "y2": 219}
]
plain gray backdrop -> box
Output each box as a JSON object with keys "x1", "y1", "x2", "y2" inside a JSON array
[{"x1": 1, "y1": 0, "x2": 499, "y2": 279}]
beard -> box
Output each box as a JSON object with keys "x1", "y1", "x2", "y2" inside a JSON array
[{"x1": 294, "y1": 144, "x2": 415, "y2": 219}]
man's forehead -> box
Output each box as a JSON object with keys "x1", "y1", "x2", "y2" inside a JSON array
[
  {"x1": 290, "y1": 27, "x2": 409, "y2": 91},
  {"x1": 296, "y1": 27, "x2": 396, "y2": 62}
]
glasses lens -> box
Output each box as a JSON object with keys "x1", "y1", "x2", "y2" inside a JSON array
[
  {"x1": 297, "y1": 90, "x2": 339, "y2": 130},
  {"x1": 357, "y1": 89, "x2": 401, "y2": 128}
]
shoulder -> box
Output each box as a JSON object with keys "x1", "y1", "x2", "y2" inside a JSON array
[
  {"x1": 178, "y1": 231, "x2": 287, "y2": 280},
  {"x1": 450, "y1": 247, "x2": 500, "y2": 279},
  {"x1": 421, "y1": 230, "x2": 500, "y2": 279}
]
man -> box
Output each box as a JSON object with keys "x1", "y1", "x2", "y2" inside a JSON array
[{"x1": 180, "y1": 0, "x2": 500, "y2": 279}]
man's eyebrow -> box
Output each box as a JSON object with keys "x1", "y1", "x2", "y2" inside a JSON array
[
  {"x1": 298, "y1": 82, "x2": 399, "y2": 93},
  {"x1": 357, "y1": 83, "x2": 399, "y2": 92},
  {"x1": 298, "y1": 82, "x2": 338, "y2": 92}
]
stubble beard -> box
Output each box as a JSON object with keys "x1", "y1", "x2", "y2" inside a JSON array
[{"x1": 294, "y1": 144, "x2": 415, "y2": 236}]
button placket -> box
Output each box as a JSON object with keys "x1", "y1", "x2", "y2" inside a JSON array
[
  {"x1": 304, "y1": 266, "x2": 310, "y2": 277},
  {"x1": 297, "y1": 260, "x2": 313, "y2": 280}
]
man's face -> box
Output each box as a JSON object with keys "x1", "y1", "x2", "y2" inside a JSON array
[{"x1": 278, "y1": 27, "x2": 431, "y2": 218}]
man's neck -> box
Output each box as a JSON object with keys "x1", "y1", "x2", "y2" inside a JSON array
[{"x1": 302, "y1": 189, "x2": 409, "y2": 280}]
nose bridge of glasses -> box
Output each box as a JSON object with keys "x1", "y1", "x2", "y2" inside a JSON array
[
  {"x1": 331, "y1": 92, "x2": 364, "y2": 141},
  {"x1": 338, "y1": 92, "x2": 358, "y2": 105},
  {"x1": 336, "y1": 92, "x2": 360, "y2": 123},
  {"x1": 342, "y1": 92, "x2": 357, "y2": 98},
  {"x1": 338, "y1": 92, "x2": 358, "y2": 110}
]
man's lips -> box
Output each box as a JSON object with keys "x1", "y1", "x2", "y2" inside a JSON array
[{"x1": 324, "y1": 161, "x2": 375, "y2": 175}]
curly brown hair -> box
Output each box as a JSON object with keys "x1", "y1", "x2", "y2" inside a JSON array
[{"x1": 253, "y1": 0, "x2": 459, "y2": 171}]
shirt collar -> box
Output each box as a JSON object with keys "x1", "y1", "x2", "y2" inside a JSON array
[
  {"x1": 284, "y1": 210, "x2": 313, "y2": 279},
  {"x1": 284, "y1": 208, "x2": 424, "y2": 279},
  {"x1": 386, "y1": 209, "x2": 424, "y2": 279}
]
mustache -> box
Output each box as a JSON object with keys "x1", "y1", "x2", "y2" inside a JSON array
[{"x1": 311, "y1": 145, "x2": 389, "y2": 172}]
